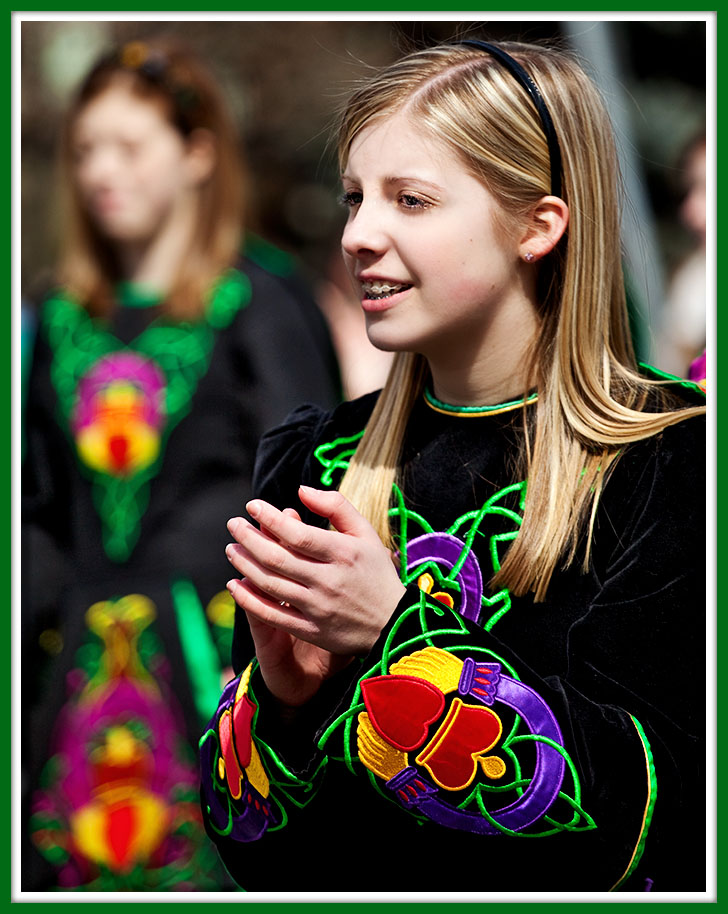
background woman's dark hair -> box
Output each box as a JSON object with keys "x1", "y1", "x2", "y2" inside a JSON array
[{"x1": 58, "y1": 36, "x2": 245, "y2": 320}]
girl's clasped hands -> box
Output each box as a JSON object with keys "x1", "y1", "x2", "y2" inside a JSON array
[{"x1": 225, "y1": 485, "x2": 405, "y2": 706}]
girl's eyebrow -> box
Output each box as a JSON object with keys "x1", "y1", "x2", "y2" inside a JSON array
[
  {"x1": 340, "y1": 173, "x2": 444, "y2": 194},
  {"x1": 384, "y1": 176, "x2": 443, "y2": 193}
]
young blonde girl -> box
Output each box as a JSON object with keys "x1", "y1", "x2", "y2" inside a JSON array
[{"x1": 202, "y1": 40, "x2": 706, "y2": 893}]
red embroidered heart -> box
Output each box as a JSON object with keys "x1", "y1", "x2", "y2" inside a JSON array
[
  {"x1": 416, "y1": 698, "x2": 502, "y2": 791},
  {"x1": 361, "y1": 675, "x2": 445, "y2": 752},
  {"x1": 219, "y1": 709, "x2": 243, "y2": 799},
  {"x1": 232, "y1": 693, "x2": 257, "y2": 768}
]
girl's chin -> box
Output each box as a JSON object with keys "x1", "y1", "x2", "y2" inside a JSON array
[{"x1": 364, "y1": 322, "x2": 421, "y2": 355}]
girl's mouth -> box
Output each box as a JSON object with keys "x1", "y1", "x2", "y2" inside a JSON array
[{"x1": 361, "y1": 281, "x2": 413, "y2": 301}]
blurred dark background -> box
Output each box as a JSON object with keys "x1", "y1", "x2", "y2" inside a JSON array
[{"x1": 20, "y1": 18, "x2": 708, "y2": 361}]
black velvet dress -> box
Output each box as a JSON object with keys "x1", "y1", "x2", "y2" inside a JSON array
[
  {"x1": 200, "y1": 372, "x2": 706, "y2": 894},
  {"x1": 22, "y1": 254, "x2": 340, "y2": 891}
]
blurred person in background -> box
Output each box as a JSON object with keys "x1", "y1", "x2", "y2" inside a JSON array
[
  {"x1": 656, "y1": 132, "x2": 706, "y2": 384},
  {"x1": 22, "y1": 36, "x2": 339, "y2": 891}
]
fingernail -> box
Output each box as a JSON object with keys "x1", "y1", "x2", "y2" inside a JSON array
[
  {"x1": 225, "y1": 544, "x2": 235, "y2": 559},
  {"x1": 226, "y1": 579, "x2": 237, "y2": 594},
  {"x1": 246, "y1": 500, "x2": 261, "y2": 518},
  {"x1": 227, "y1": 517, "x2": 239, "y2": 534},
  {"x1": 299, "y1": 485, "x2": 316, "y2": 494}
]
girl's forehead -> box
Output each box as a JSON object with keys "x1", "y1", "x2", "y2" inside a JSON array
[
  {"x1": 346, "y1": 111, "x2": 457, "y2": 176},
  {"x1": 74, "y1": 85, "x2": 170, "y2": 135}
]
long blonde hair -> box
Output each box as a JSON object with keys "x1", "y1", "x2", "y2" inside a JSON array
[
  {"x1": 58, "y1": 37, "x2": 245, "y2": 321},
  {"x1": 335, "y1": 42, "x2": 705, "y2": 600}
]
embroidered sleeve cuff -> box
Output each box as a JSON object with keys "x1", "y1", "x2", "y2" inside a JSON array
[{"x1": 199, "y1": 660, "x2": 326, "y2": 844}]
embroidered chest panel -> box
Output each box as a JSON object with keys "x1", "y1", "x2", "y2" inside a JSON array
[
  {"x1": 200, "y1": 423, "x2": 595, "y2": 846},
  {"x1": 42, "y1": 270, "x2": 250, "y2": 562},
  {"x1": 314, "y1": 427, "x2": 526, "y2": 630}
]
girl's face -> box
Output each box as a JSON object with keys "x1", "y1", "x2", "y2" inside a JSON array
[
  {"x1": 72, "y1": 85, "x2": 196, "y2": 245},
  {"x1": 340, "y1": 110, "x2": 533, "y2": 370}
]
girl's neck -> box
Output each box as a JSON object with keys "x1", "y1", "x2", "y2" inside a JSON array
[
  {"x1": 428, "y1": 290, "x2": 539, "y2": 407},
  {"x1": 117, "y1": 191, "x2": 199, "y2": 293}
]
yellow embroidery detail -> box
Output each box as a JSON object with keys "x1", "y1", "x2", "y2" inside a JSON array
[
  {"x1": 389, "y1": 646, "x2": 463, "y2": 694},
  {"x1": 235, "y1": 661, "x2": 254, "y2": 703},
  {"x1": 83, "y1": 595, "x2": 159, "y2": 698},
  {"x1": 357, "y1": 712, "x2": 408, "y2": 781},
  {"x1": 480, "y1": 755, "x2": 507, "y2": 779},
  {"x1": 245, "y1": 741, "x2": 270, "y2": 799}
]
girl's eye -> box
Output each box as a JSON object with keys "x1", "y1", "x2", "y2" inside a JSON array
[
  {"x1": 339, "y1": 190, "x2": 362, "y2": 208},
  {"x1": 399, "y1": 194, "x2": 429, "y2": 210},
  {"x1": 120, "y1": 140, "x2": 142, "y2": 158}
]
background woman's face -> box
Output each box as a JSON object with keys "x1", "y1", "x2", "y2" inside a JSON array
[{"x1": 72, "y1": 85, "x2": 193, "y2": 245}]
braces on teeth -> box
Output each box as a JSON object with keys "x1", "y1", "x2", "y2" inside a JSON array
[{"x1": 363, "y1": 282, "x2": 410, "y2": 299}]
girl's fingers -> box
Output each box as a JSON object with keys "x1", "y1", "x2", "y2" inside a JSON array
[
  {"x1": 227, "y1": 578, "x2": 319, "y2": 643},
  {"x1": 227, "y1": 516, "x2": 320, "y2": 585},
  {"x1": 225, "y1": 539, "x2": 310, "y2": 606},
  {"x1": 242, "y1": 500, "x2": 334, "y2": 561},
  {"x1": 296, "y1": 485, "x2": 373, "y2": 537},
  {"x1": 281, "y1": 507, "x2": 302, "y2": 522}
]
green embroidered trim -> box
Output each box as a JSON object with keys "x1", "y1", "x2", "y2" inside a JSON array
[
  {"x1": 638, "y1": 360, "x2": 706, "y2": 397},
  {"x1": 391, "y1": 480, "x2": 527, "y2": 631},
  {"x1": 313, "y1": 430, "x2": 365, "y2": 486},
  {"x1": 117, "y1": 281, "x2": 162, "y2": 309},
  {"x1": 43, "y1": 268, "x2": 251, "y2": 562},
  {"x1": 171, "y1": 577, "x2": 224, "y2": 724},
  {"x1": 609, "y1": 714, "x2": 658, "y2": 891},
  {"x1": 244, "y1": 232, "x2": 296, "y2": 278},
  {"x1": 424, "y1": 386, "x2": 538, "y2": 417}
]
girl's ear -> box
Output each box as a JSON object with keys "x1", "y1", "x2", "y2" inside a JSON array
[
  {"x1": 518, "y1": 196, "x2": 569, "y2": 262},
  {"x1": 184, "y1": 128, "x2": 217, "y2": 187}
]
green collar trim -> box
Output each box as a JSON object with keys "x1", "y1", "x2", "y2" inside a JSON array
[
  {"x1": 424, "y1": 386, "x2": 538, "y2": 418},
  {"x1": 117, "y1": 281, "x2": 163, "y2": 310},
  {"x1": 638, "y1": 360, "x2": 706, "y2": 397}
]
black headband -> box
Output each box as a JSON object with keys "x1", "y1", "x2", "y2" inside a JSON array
[{"x1": 457, "y1": 39, "x2": 563, "y2": 199}]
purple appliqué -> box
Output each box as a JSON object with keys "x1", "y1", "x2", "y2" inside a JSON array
[
  {"x1": 459, "y1": 659, "x2": 500, "y2": 705},
  {"x1": 400, "y1": 532, "x2": 568, "y2": 834},
  {"x1": 73, "y1": 351, "x2": 165, "y2": 433},
  {"x1": 406, "y1": 533, "x2": 484, "y2": 622},
  {"x1": 385, "y1": 665, "x2": 565, "y2": 835},
  {"x1": 200, "y1": 677, "x2": 276, "y2": 843}
]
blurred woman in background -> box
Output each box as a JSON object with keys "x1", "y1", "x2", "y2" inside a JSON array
[{"x1": 22, "y1": 36, "x2": 339, "y2": 891}]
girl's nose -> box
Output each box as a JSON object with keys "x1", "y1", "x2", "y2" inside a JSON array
[
  {"x1": 78, "y1": 145, "x2": 120, "y2": 186},
  {"x1": 341, "y1": 203, "x2": 388, "y2": 260}
]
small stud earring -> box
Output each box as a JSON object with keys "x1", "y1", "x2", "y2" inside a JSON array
[{"x1": 524, "y1": 252, "x2": 535, "y2": 263}]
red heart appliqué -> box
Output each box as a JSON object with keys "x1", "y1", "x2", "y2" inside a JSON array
[
  {"x1": 416, "y1": 698, "x2": 503, "y2": 791},
  {"x1": 361, "y1": 675, "x2": 446, "y2": 752}
]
